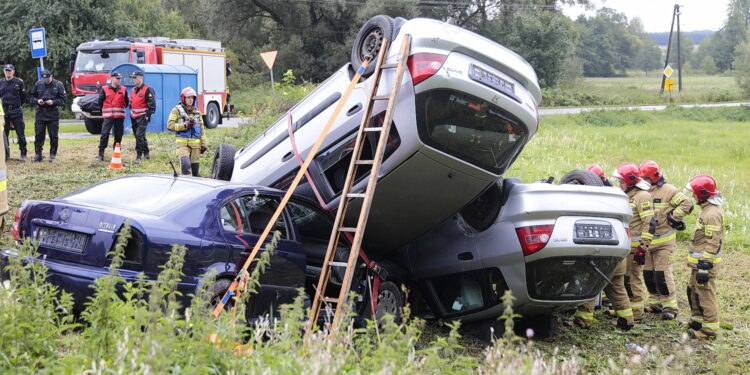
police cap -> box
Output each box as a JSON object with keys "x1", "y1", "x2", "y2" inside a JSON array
[
  {"x1": 3, "y1": 64, "x2": 14, "y2": 71},
  {"x1": 41, "y1": 70, "x2": 51, "y2": 78},
  {"x1": 130, "y1": 70, "x2": 143, "y2": 77},
  {"x1": 111, "y1": 72, "x2": 123, "y2": 79}
]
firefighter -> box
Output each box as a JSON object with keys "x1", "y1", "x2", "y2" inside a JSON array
[
  {"x1": 167, "y1": 87, "x2": 207, "y2": 176},
  {"x1": 129, "y1": 71, "x2": 155, "y2": 162},
  {"x1": 685, "y1": 174, "x2": 724, "y2": 340},
  {"x1": 639, "y1": 160, "x2": 693, "y2": 320},
  {"x1": 610, "y1": 162, "x2": 654, "y2": 323},
  {"x1": 29, "y1": 70, "x2": 66, "y2": 162},
  {"x1": 0, "y1": 101, "x2": 8, "y2": 232},
  {"x1": 587, "y1": 164, "x2": 612, "y2": 186},
  {"x1": 97, "y1": 72, "x2": 129, "y2": 161},
  {"x1": 1, "y1": 64, "x2": 28, "y2": 162}
]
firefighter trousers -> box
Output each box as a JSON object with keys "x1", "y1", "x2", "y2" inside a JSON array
[
  {"x1": 574, "y1": 258, "x2": 633, "y2": 326},
  {"x1": 688, "y1": 265, "x2": 720, "y2": 334},
  {"x1": 644, "y1": 243, "x2": 678, "y2": 312},
  {"x1": 626, "y1": 252, "x2": 647, "y2": 320},
  {"x1": 177, "y1": 140, "x2": 200, "y2": 176}
]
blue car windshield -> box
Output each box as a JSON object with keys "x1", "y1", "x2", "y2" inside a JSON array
[{"x1": 59, "y1": 176, "x2": 215, "y2": 215}]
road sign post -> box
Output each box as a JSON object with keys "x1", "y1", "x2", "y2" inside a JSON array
[
  {"x1": 260, "y1": 50, "x2": 279, "y2": 92},
  {"x1": 29, "y1": 27, "x2": 47, "y2": 80}
]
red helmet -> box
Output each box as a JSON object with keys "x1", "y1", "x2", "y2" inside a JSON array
[
  {"x1": 639, "y1": 160, "x2": 662, "y2": 183},
  {"x1": 612, "y1": 163, "x2": 641, "y2": 188},
  {"x1": 687, "y1": 174, "x2": 718, "y2": 202},
  {"x1": 180, "y1": 87, "x2": 197, "y2": 103},
  {"x1": 587, "y1": 164, "x2": 605, "y2": 178}
]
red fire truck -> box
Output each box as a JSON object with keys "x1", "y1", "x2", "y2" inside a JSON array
[{"x1": 69, "y1": 37, "x2": 231, "y2": 134}]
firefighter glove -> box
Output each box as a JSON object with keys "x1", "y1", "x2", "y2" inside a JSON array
[
  {"x1": 200, "y1": 146, "x2": 207, "y2": 154},
  {"x1": 696, "y1": 269, "x2": 710, "y2": 285},
  {"x1": 633, "y1": 247, "x2": 646, "y2": 265},
  {"x1": 185, "y1": 119, "x2": 195, "y2": 129},
  {"x1": 696, "y1": 259, "x2": 714, "y2": 270},
  {"x1": 667, "y1": 212, "x2": 686, "y2": 230}
]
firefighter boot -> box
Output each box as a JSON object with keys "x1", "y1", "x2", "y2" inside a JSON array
[
  {"x1": 191, "y1": 163, "x2": 200, "y2": 177},
  {"x1": 688, "y1": 328, "x2": 716, "y2": 340},
  {"x1": 32, "y1": 153, "x2": 43, "y2": 163}
]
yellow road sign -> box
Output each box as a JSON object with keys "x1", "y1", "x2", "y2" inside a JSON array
[
  {"x1": 260, "y1": 50, "x2": 279, "y2": 70},
  {"x1": 665, "y1": 79, "x2": 674, "y2": 91},
  {"x1": 663, "y1": 65, "x2": 673, "y2": 78}
]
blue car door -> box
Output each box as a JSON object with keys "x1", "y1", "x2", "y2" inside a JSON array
[{"x1": 219, "y1": 193, "x2": 306, "y2": 318}]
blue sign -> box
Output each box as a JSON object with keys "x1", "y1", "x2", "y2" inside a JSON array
[{"x1": 29, "y1": 28, "x2": 47, "y2": 58}]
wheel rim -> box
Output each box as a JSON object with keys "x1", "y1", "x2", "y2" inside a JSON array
[
  {"x1": 210, "y1": 153, "x2": 220, "y2": 178},
  {"x1": 377, "y1": 288, "x2": 399, "y2": 318},
  {"x1": 359, "y1": 27, "x2": 384, "y2": 60},
  {"x1": 208, "y1": 106, "x2": 217, "y2": 126}
]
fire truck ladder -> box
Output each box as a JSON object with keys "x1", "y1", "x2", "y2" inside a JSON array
[{"x1": 307, "y1": 34, "x2": 412, "y2": 333}]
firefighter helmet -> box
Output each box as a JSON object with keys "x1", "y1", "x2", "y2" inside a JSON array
[
  {"x1": 687, "y1": 174, "x2": 718, "y2": 202},
  {"x1": 639, "y1": 160, "x2": 662, "y2": 183},
  {"x1": 587, "y1": 164, "x2": 605, "y2": 178},
  {"x1": 180, "y1": 87, "x2": 197, "y2": 104},
  {"x1": 612, "y1": 163, "x2": 640, "y2": 188}
]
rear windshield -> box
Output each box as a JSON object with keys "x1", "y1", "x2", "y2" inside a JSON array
[
  {"x1": 416, "y1": 90, "x2": 529, "y2": 175},
  {"x1": 59, "y1": 176, "x2": 214, "y2": 215}
]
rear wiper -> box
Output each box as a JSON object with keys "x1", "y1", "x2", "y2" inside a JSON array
[{"x1": 588, "y1": 260, "x2": 612, "y2": 284}]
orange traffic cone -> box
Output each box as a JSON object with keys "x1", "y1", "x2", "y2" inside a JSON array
[{"x1": 107, "y1": 143, "x2": 125, "y2": 170}]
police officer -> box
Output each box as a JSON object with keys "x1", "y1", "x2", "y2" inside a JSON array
[
  {"x1": 0, "y1": 64, "x2": 28, "y2": 161},
  {"x1": 97, "y1": 72, "x2": 128, "y2": 161},
  {"x1": 29, "y1": 70, "x2": 66, "y2": 162},
  {"x1": 639, "y1": 160, "x2": 693, "y2": 320},
  {"x1": 167, "y1": 87, "x2": 207, "y2": 176},
  {"x1": 129, "y1": 71, "x2": 155, "y2": 162},
  {"x1": 685, "y1": 175, "x2": 724, "y2": 340}
]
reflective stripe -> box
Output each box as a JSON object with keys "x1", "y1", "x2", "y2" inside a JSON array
[
  {"x1": 704, "y1": 225, "x2": 721, "y2": 231},
  {"x1": 653, "y1": 203, "x2": 670, "y2": 208},
  {"x1": 704, "y1": 322, "x2": 719, "y2": 330},
  {"x1": 661, "y1": 300, "x2": 678, "y2": 308},
  {"x1": 176, "y1": 138, "x2": 201, "y2": 144},
  {"x1": 641, "y1": 232, "x2": 654, "y2": 240},
  {"x1": 648, "y1": 298, "x2": 661, "y2": 305},
  {"x1": 651, "y1": 230, "x2": 676, "y2": 244},
  {"x1": 631, "y1": 301, "x2": 645, "y2": 309},
  {"x1": 0, "y1": 179, "x2": 6, "y2": 192},
  {"x1": 691, "y1": 315, "x2": 704, "y2": 323},
  {"x1": 617, "y1": 308, "x2": 633, "y2": 317},
  {"x1": 673, "y1": 207, "x2": 686, "y2": 217},
  {"x1": 575, "y1": 310, "x2": 594, "y2": 320},
  {"x1": 630, "y1": 236, "x2": 641, "y2": 247},
  {"x1": 702, "y1": 252, "x2": 722, "y2": 263},
  {"x1": 687, "y1": 252, "x2": 702, "y2": 263},
  {"x1": 0, "y1": 169, "x2": 6, "y2": 180},
  {"x1": 639, "y1": 209, "x2": 654, "y2": 218},
  {"x1": 671, "y1": 192, "x2": 689, "y2": 205}
]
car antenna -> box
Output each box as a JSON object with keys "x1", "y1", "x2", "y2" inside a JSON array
[{"x1": 154, "y1": 131, "x2": 180, "y2": 178}]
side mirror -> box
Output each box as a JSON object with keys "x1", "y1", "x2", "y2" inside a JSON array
[
  {"x1": 69, "y1": 51, "x2": 77, "y2": 72},
  {"x1": 135, "y1": 50, "x2": 145, "y2": 64}
]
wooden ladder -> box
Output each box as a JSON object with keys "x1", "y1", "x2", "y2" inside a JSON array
[{"x1": 307, "y1": 34, "x2": 412, "y2": 333}]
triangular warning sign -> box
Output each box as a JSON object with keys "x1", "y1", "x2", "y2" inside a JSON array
[{"x1": 260, "y1": 50, "x2": 279, "y2": 70}]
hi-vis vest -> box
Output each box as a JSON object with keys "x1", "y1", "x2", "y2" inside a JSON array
[
  {"x1": 175, "y1": 105, "x2": 202, "y2": 140},
  {"x1": 102, "y1": 85, "x2": 127, "y2": 118},
  {"x1": 130, "y1": 84, "x2": 150, "y2": 118}
]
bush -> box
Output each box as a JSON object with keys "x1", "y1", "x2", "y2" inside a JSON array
[{"x1": 575, "y1": 110, "x2": 649, "y2": 127}]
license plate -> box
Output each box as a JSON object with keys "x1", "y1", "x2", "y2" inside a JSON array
[
  {"x1": 36, "y1": 227, "x2": 88, "y2": 253},
  {"x1": 573, "y1": 223, "x2": 617, "y2": 245},
  {"x1": 468, "y1": 64, "x2": 518, "y2": 102}
]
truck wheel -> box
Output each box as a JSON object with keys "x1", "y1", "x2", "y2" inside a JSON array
[
  {"x1": 351, "y1": 15, "x2": 394, "y2": 77},
  {"x1": 84, "y1": 118, "x2": 102, "y2": 135},
  {"x1": 560, "y1": 169, "x2": 603, "y2": 186},
  {"x1": 204, "y1": 102, "x2": 221, "y2": 129},
  {"x1": 210, "y1": 143, "x2": 235, "y2": 181}
]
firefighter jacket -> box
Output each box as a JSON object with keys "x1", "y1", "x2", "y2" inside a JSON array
[
  {"x1": 29, "y1": 79, "x2": 66, "y2": 120},
  {"x1": 687, "y1": 202, "x2": 724, "y2": 268},
  {"x1": 130, "y1": 84, "x2": 156, "y2": 118},
  {"x1": 98, "y1": 84, "x2": 128, "y2": 118},
  {"x1": 167, "y1": 103, "x2": 206, "y2": 147},
  {"x1": 628, "y1": 187, "x2": 655, "y2": 248},
  {"x1": 0, "y1": 103, "x2": 7, "y2": 216},
  {"x1": 0, "y1": 76, "x2": 26, "y2": 114},
  {"x1": 648, "y1": 182, "x2": 693, "y2": 249}
]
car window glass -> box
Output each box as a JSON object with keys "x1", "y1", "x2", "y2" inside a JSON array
[
  {"x1": 220, "y1": 199, "x2": 247, "y2": 232},
  {"x1": 236, "y1": 195, "x2": 289, "y2": 239},
  {"x1": 288, "y1": 201, "x2": 333, "y2": 244}
]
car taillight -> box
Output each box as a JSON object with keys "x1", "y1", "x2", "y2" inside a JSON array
[
  {"x1": 10, "y1": 207, "x2": 22, "y2": 241},
  {"x1": 515, "y1": 225, "x2": 554, "y2": 256},
  {"x1": 407, "y1": 53, "x2": 447, "y2": 85}
]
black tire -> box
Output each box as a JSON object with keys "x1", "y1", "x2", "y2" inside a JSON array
[
  {"x1": 84, "y1": 118, "x2": 102, "y2": 135},
  {"x1": 351, "y1": 15, "x2": 394, "y2": 77},
  {"x1": 363, "y1": 281, "x2": 404, "y2": 325},
  {"x1": 204, "y1": 102, "x2": 221, "y2": 129},
  {"x1": 210, "y1": 143, "x2": 236, "y2": 181},
  {"x1": 560, "y1": 169, "x2": 603, "y2": 186},
  {"x1": 209, "y1": 278, "x2": 233, "y2": 310}
]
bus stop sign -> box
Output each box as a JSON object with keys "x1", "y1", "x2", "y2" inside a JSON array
[{"x1": 29, "y1": 28, "x2": 47, "y2": 58}]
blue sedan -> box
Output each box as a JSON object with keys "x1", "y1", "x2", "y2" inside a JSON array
[{"x1": 1, "y1": 174, "x2": 344, "y2": 315}]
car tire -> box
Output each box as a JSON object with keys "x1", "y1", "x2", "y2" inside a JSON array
[
  {"x1": 366, "y1": 280, "x2": 404, "y2": 325},
  {"x1": 351, "y1": 15, "x2": 394, "y2": 77},
  {"x1": 210, "y1": 143, "x2": 236, "y2": 181},
  {"x1": 210, "y1": 278, "x2": 233, "y2": 310},
  {"x1": 560, "y1": 169, "x2": 603, "y2": 186},
  {"x1": 84, "y1": 118, "x2": 102, "y2": 135},
  {"x1": 204, "y1": 102, "x2": 221, "y2": 129}
]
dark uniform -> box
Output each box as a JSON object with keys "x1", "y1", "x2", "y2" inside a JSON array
[
  {"x1": 97, "y1": 72, "x2": 129, "y2": 160},
  {"x1": 0, "y1": 65, "x2": 28, "y2": 160},
  {"x1": 28, "y1": 71, "x2": 66, "y2": 162},
  {"x1": 129, "y1": 73, "x2": 155, "y2": 161}
]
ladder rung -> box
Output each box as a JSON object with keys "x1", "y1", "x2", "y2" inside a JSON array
[
  {"x1": 372, "y1": 95, "x2": 390, "y2": 100},
  {"x1": 381, "y1": 63, "x2": 397, "y2": 69},
  {"x1": 338, "y1": 227, "x2": 357, "y2": 233},
  {"x1": 320, "y1": 297, "x2": 338, "y2": 304},
  {"x1": 346, "y1": 193, "x2": 365, "y2": 199},
  {"x1": 355, "y1": 159, "x2": 374, "y2": 165},
  {"x1": 328, "y1": 261, "x2": 348, "y2": 267},
  {"x1": 364, "y1": 127, "x2": 383, "y2": 132}
]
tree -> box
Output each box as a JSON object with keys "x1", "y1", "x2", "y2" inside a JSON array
[
  {"x1": 732, "y1": 29, "x2": 750, "y2": 94},
  {"x1": 700, "y1": 55, "x2": 720, "y2": 74}
]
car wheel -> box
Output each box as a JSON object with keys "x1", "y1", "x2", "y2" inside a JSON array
[
  {"x1": 210, "y1": 143, "x2": 236, "y2": 181},
  {"x1": 351, "y1": 15, "x2": 394, "y2": 77},
  {"x1": 560, "y1": 169, "x2": 603, "y2": 186},
  {"x1": 204, "y1": 102, "x2": 221, "y2": 129},
  {"x1": 84, "y1": 118, "x2": 102, "y2": 135},
  {"x1": 367, "y1": 280, "x2": 404, "y2": 324},
  {"x1": 209, "y1": 278, "x2": 233, "y2": 310}
]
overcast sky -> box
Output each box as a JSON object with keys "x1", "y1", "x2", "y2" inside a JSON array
[{"x1": 562, "y1": 0, "x2": 731, "y2": 32}]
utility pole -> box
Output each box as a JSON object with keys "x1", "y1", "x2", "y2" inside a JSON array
[{"x1": 661, "y1": 5, "x2": 682, "y2": 93}]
